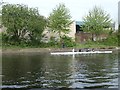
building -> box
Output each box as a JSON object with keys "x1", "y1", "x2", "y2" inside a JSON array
[
  {"x1": 42, "y1": 21, "x2": 85, "y2": 42},
  {"x1": 76, "y1": 21, "x2": 84, "y2": 32},
  {"x1": 75, "y1": 21, "x2": 116, "y2": 42},
  {"x1": 118, "y1": 1, "x2": 120, "y2": 29},
  {"x1": 42, "y1": 20, "x2": 115, "y2": 43},
  {"x1": 42, "y1": 21, "x2": 76, "y2": 42}
]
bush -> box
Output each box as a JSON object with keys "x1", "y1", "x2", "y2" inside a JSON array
[
  {"x1": 102, "y1": 34, "x2": 118, "y2": 46},
  {"x1": 61, "y1": 35, "x2": 76, "y2": 47},
  {"x1": 2, "y1": 33, "x2": 9, "y2": 45}
]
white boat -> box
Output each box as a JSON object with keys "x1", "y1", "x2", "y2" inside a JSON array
[{"x1": 50, "y1": 51, "x2": 112, "y2": 55}]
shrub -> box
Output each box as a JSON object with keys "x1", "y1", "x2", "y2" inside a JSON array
[
  {"x1": 101, "y1": 34, "x2": 118, "y2": 46},
  {"x1": 61, "y1": 35, "x2": 76, "y2": 47}
]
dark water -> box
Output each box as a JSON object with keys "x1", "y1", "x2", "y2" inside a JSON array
[{"x1": 1, "y1": 50, "x2": 119, "y2": 89}]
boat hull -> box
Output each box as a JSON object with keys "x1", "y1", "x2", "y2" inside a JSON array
[{"x1": 50, "y1": 51, "x2": 112, "y2": 55}]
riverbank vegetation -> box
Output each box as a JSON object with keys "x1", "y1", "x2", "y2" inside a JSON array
[
  {"x1": 0, "y1": 3, "x2": 119, "y2": 49},
  {"x1": 82, "y1": 6, "x2": 112, "y2": 41}
]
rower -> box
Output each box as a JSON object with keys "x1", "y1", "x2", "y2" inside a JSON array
[
  {"x1": 92, "y1": 48, "x2": 95, "y2": 52},
  {"x1": 72, "y1": 49, "x2": 75, "y2": 52},
  {"x1": 79, "y1": 49, "x2": 82, "y2": 52}
]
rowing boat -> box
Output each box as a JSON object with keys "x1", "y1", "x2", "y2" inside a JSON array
[{"x1": 50, "y1": 51, "x2": 112, "y2": 55}]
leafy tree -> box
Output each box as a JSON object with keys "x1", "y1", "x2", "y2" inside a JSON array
[
  {"x1": 48, "y1": 3, "x2": 72, "y2": 42},
  {"x1": 2, "y1": 4, "x2": 47, "y2": 44},
  {"x1": 82, "y1": 6, "x2": 112, "y2": 41},
  {"x1": 0, "y1": 19, "x2": 1, "y2": 28},
  {"x1": 118, "y1": 25, "x2": 120, "y2": 46}
]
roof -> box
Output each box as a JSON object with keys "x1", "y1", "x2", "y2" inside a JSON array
[{"x1": 76, "y1": 21, "x2": 84, "y2": 26}]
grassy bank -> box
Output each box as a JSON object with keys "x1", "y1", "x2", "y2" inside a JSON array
[
  {"x1": 1, "y1": 42, "x2": 118, "y2": 50},
  {"x1": 1, "y1": 30, "x2": 118, "y2": 50},
  {"x1": 75, "y1": 42, "x2": 118, "y2": 49}
]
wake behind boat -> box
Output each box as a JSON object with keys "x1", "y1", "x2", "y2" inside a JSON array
[{"x1": 50, "y1": 49, "x2": 112, "y2": 55}]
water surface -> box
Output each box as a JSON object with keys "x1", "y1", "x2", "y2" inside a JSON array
[{"x1": 2, "y1": 50, "x2": 119, "y2": 89}]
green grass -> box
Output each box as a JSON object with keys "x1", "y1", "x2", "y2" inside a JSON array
[
  {"x1": 75, "y1": 41, "x2": 117, "y2": 49},
  {"x1": 1, "y1": 40, "x2": 118, "y2": 50},
  {"x1": 2, "y1": 44, "x2": 32, "y2": 50}
]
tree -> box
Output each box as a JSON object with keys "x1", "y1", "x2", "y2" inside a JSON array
[
  {"x1": 2, "y1": 4, "x2": 47, "y2": 44},
  {"x1": 82, "y1": 6, "x2": 112, "y2": 41},
  {"x1": 48, "y1": 3, "x2": 72, "y2": 42},
  {"x1": 118, "y1": 25, "x2": 120, "y2": 46},
  {"x1": 0, "y1": 15, "x2": 2, "y2": 28}
]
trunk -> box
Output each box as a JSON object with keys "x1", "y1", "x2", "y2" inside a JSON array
[
  {"x1": 13, "y1": 23, "x2": 20, "y2": 42},
  {"x1": 118, "y1": 24, "x2": 120, "y2": 32},
  {"x1": 92, "y1": 33, "x2": 94, "y2": 41},
  {"x1": 14, "y1": 30, "x2": 19, "y2": 41},
  {"x1": 58, "y1": 31, "x2": 61, "y2": 42},
  {"x1": 58, "y1": 31, "x2": 63, "y2": 47},
  {"x1": 91, "y1": 33, "x2": 97, "y2": 41}
]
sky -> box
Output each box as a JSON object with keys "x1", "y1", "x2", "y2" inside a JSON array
[{"x1": 2, "y1": 0, "x2": 120, "y2": 27}]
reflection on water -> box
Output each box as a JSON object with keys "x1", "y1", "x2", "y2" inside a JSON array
[{"x1": 2, "y1": 51, "x2": 118, "y2": 89}]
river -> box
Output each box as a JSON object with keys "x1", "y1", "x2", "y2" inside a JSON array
[{"x1": 1, "y1": 50, "x2": 119, "y2": 89}]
